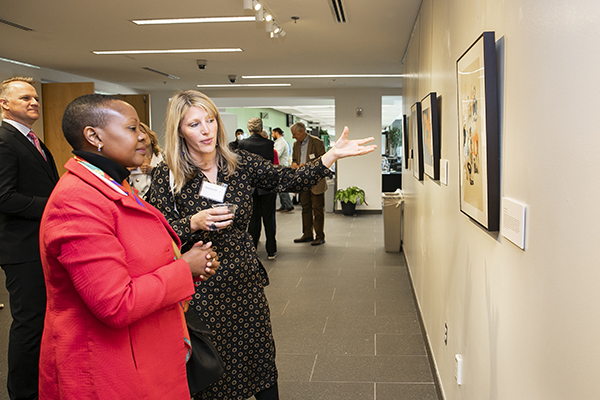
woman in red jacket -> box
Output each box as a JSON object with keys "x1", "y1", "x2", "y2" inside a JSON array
[{"x1": 39, "y1": 94, "x2": 219, "y2": 399}]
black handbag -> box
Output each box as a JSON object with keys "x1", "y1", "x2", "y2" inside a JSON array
[{"x1": 185, "y1": 311, "x2": 225, "y2": 396}]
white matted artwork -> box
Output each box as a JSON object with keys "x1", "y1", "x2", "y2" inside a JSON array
[{"x1": 456, "y1": 31, "x2": 500, "y2": 231}]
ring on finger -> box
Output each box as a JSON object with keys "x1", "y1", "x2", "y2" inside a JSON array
[{"x1": 209, "y1": 223, "x2": 218, "y2": 231}]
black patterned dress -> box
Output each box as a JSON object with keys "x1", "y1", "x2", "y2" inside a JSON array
[{"x1": 147, "y1": 150, "x2": 333, "y2": 400}]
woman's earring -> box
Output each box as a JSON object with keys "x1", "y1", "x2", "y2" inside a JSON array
[{"x1": 97, "y1": 143, "x2": 103, "y2": 152}]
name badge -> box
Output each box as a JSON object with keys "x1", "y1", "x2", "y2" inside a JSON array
[
  {"x1": 199, "y1": 181, "x2": 227, "y2": 202},
  {"x1": 309, "y1": 153, "x2": 316, "y2": 160}
]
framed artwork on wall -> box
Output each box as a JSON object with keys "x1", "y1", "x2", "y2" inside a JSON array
[
  {"x1": 456, "y1": 31, "x2": 500, "y2": 231},
  {"x1": 403, "y1": 114, "x2": 410, "y2": 169},
  {"x1": 411, "y1": 102, "x2": 423, "y2": 180},
  {"x1": 421, "y1": 92, "x2": 440, "y2": 180}
]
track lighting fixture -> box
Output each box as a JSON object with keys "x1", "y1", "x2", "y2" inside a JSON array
[
  {"x1": 265, "y1": 20, "x2": 274, "y2": 32},
  {"x1": 243, "y1": 0, "x2": 285, "y2": 39},
  {"x1": 255, "y1": 8, "x2": 265, "y2": 22}
]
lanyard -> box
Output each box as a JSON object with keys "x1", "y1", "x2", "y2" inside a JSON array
[{"x1": 74, "y1": 156, "x2": 145, "y2": 207}]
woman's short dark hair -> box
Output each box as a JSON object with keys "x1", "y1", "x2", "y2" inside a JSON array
[{"x1": 62, "y1": 94, "x2": 121, "y2": 150}]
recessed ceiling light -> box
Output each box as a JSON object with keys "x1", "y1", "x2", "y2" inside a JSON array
[
  {"x1": 0, "y1": 57, "x2": 40, "y2": 69},
  {"x1": 93, "y1": 48, "x2": 242, "y2": 55},
  {"x1": 131, "y1": 16, "x2": 255, "y2": 25},
  {"x1": 242, "y1": 74, "x2": 404, "y2": 79},
  {"x1": 197, "y1": 83, "x2": 291, "y2": 88}
]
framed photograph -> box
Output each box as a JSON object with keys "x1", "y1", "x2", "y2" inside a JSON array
[
  {"x1": 456, "y1": 31, "x2": 500, "y2": 231},
  {"x1": 411, "y1": 102, "x2": 423, "y2": 180},
  {"x1": 421, "y1": 92, "x2": 440, "y2": 180},
  {"x1": 403, "y1": 114, "x2": 410, "y2": 169}
]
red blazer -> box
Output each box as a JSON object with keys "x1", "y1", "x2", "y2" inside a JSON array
[{"x1": 39, "y1": 158, "x2": 196, "y2": 399}]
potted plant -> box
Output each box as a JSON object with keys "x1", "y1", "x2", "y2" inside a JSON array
[
  {"x1": 387, "y1": 126, "x2": 402, "y2": 156},
  {"x1": 335, "y1": 186, "x2": 368, "y2": 216}
]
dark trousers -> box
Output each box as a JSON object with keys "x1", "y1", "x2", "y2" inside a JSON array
[
  {"x1": 2, "y1": 261, "x2": 46, "y2": 400},
  {"x1": 278, "y1": 192, "x2": 293, "y2": 210},
  {"x1": 254, "y1": 382, "x2": 279, "y2": 400},
  {"x1": 300, "y1": 191, "x2": 325, "y2": 241},
  {"x1": 249, "y1": 190, "x2": 277, "y2": 255}
]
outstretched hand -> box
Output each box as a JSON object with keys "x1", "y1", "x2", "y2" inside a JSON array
[{"x1": 321, "y1": 126, "x2": 377, "y2": 167}]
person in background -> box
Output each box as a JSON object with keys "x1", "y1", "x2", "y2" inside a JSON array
[
  {"x1": 147, "y1": 90, "x2": 376, "y2": 400},
  {"x1": 272, "y1": 127, "x2": 294, "y2": 212},
  {"x1": 0, "y1": 76, "x2": 59, "y2": 400},
  {"x1": 228, "y1": 128, "x2": 244, "y2": 151},
  {"x1": 239, "y1": 118, "x2": 278, "y2": 260},
  {"x1": 39, "y1": 94, "x2": 219, "y2": 399},
  {"x1": 291, "y1": 122, "x2": 328, "y2": 246},
  {"x1": 128, "y1": 122, "x2": 163, "y2": 199}
]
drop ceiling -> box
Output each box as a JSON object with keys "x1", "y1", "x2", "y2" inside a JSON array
[{"x1": 0, "y1": 0, "x2": 421, "y2": 130}]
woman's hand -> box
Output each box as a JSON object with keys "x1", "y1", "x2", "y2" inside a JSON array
[
  {"x1": 321, "y1": 126, "x2": 377, "y2": 167},
  {"x1": 190, "y1": 208, "x2": 234, "y2": 232},
  {"x1": 181, "y1": 241, "x2": 219, "y2": 280},
  {"x1": 140, "y1": 163, "x2": 153, "y2": 175}
]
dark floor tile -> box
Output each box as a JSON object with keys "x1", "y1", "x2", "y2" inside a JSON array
[
  {"x1": 376, "y1": 299, "x2": 419, "y2": 316},
  {"x1": 278, "y1": 381, "x2": 375, "y2": 400},
  {"x1": 376, "y1": 383, "x2": 439, "y2": 400},
  {"x1": 271, "y1": 313, "x2": 328, "y2": 336},
  {"x1": 275, "y1": 354, "x2": 316, "y2": 381},
  {"x1": 311, "y1": 354, "x2": 435, "y2": 383},
  {"x1": 376, "y1": 333, "x2": 427, "y2": 356},
  {"x1": 324, "y1": 313, "x2": 422, "y2": 336}
]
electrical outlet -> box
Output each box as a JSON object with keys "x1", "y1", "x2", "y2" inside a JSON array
[{"x1": 444, "y1": 322, "x2": 448, "y2": 345}]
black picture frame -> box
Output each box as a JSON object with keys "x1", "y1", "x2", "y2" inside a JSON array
[
  {"x1": 420, "y1": 92, "x2": 440, "y2": 180},
  {"x1": 456, "y1": 31, "x2": 500, "y2": 231},
  {"x1": 403, "y1": 114, "x2": 410, "y2": 169},
  {"x1": 411, "y1": 102, "x2": 424, "y2": 180}
]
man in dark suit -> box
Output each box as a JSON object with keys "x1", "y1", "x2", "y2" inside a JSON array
[
  {"x1": 238, "y1": 118, "x2": 278, "y2": 260},
  {"x1": 291, "y1": 122, "x2": 327, "y2": 246},
  {"x1": 0, "y1": 77, "x2": 59, "y2": 399}
]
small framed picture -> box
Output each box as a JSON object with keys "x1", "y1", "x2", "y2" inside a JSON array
[
  {"x1": 420, "y1": 92, "x2": 440, "y2": 180},
  {"x1": 403, "y1": 114, "x2": 410, "y2": 169},
  {"x1": 411, "y1": 102, "x2": 423, "y2": 180}
]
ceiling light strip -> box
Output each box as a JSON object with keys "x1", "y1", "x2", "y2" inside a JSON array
[
  {"x1": 93, "y1": 48, "x2": 242, "y2": 55},
  {"x1": 242, "y1": 74, "x2": 404, "y2": 79},
  {"x1": 197, "y1": 84, "x2": 291, "y2": 88},
  {"x1": 132, "y1": 16, "x2": 255, "y2": 25},
  {"x1": 0, "y1": 57, "x2": 41, "y2": 69}
]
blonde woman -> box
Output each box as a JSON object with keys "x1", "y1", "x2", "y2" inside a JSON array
[{"x1": 147, "y1": 90, "x2": 376, "y2": 400}]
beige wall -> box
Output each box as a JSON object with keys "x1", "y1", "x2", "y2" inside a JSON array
[{"x1": 402, "y1": 0, "x2": 600, "y2": 399}]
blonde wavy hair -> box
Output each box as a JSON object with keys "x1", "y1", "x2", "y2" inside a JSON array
[{"x1": 164, "y1": 90, "x2": 238, "y2": 194}]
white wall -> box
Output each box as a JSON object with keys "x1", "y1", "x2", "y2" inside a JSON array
[
  {"x1": 335, "y1": 89, "x2": 383, "y2": 211},
  {"x1": 402, "y1": 0, "x2": 600, "y2": 399}
]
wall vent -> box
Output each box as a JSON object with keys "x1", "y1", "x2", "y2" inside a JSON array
[
  {"x1": 328, "y1": 0, "x2": 347, "y2": 23},
  {"x1": 0, "y1": 18, "x2": 34, "y2": 32}
]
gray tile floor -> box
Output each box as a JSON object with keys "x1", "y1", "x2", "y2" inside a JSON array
[
  {"x1": 0, "y1": 209, "x2": 441, "y2": 400},
  {"x1": 252, "y1": 209, "x2": 441, "y2": 400}
]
